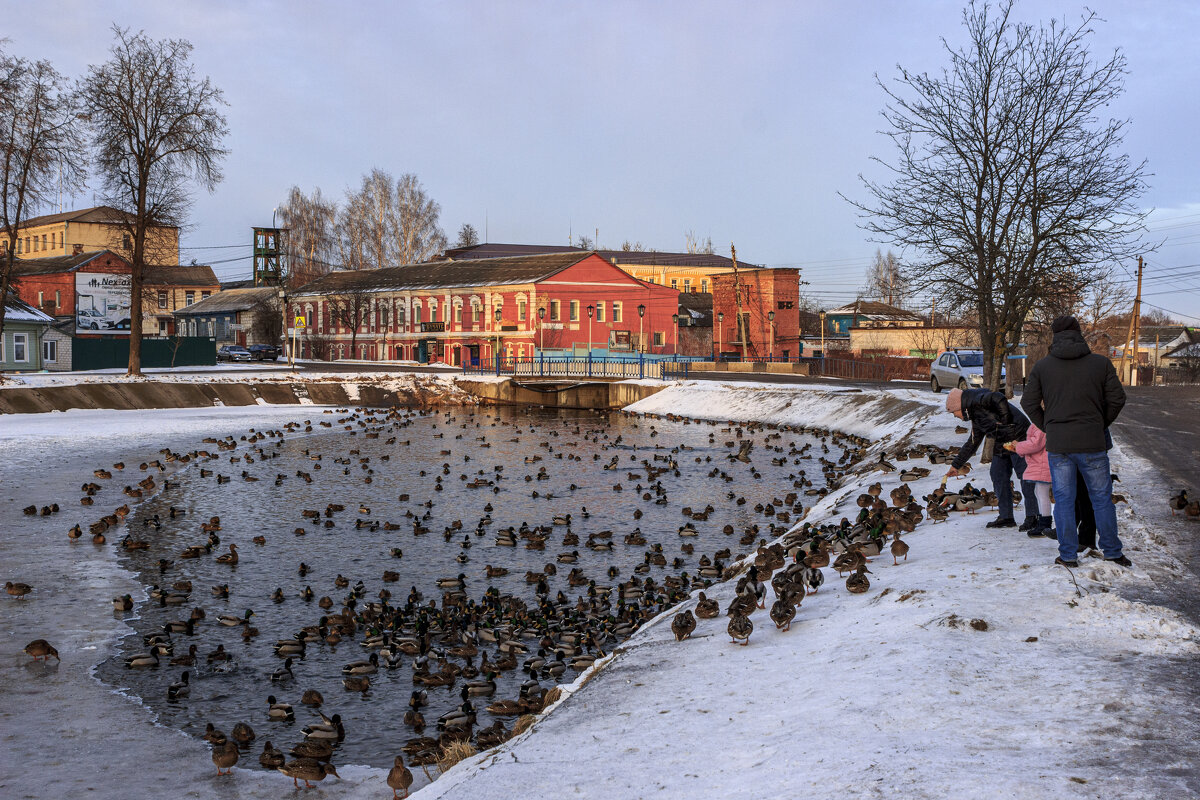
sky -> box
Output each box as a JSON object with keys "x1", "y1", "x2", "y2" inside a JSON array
[{"x1": 6, "y1": 0, "x2": 1200, "y2": 323}]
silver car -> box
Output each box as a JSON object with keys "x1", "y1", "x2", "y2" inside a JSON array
[{"x1": 929, "y1": 350, "x2": 1004, "y2": 392}]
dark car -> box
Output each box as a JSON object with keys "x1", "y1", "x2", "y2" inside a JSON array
[
  {"x1": 247, "y1": 343, "x2": 281, "y2": 361},
  {"x1": 216, "y1": 345, "x2": 252, "y2": 362}
]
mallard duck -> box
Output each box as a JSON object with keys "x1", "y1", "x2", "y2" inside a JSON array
[
  {"x1": 126, "y1": 650, "x2": 160, "y2": 668},
  {"x1": 212, "y1": 740, "x2": 239, "y2": 775},
  {"x1": 802, "y1": 566, "x2": 824, "y2": 594},
  {"x1": 289, "y1": 739, "x2": 333, "y2": 760},
  {"x1": 112, "y1": 594, "x2": 133, "y2": 612},
  {"x1": 695, "y1": 592, "x2": 720, "y2": 619},
  {"x1": 301, "y1": 689, "x2": 324, "y2": 707},
  {"x1": 23, "y1": 639, "x2": 59, "y2": 662},
  {"x1": 259, "y1": 741, "x2": 285, "y2": 769},
  {"x1": 770, "y1": 593, "x2": 796, "y2": 631},
  {"x1": 342, "y1": 652, "x2": 379, "y2": 676},
  {"x1": 1169, "y1": 490, "x2": 1188, "y2": 516},
  {"x1": 5, "y1": 581, "x2": 32, "y2": 599},
  {"x1": 727, "y1": 611, "x2": 753, "y2": 646},
  {"x1": 1187, "y1": 500, "x2": 1200, "y2": 519},
  {"x1": 170, "y1": 644, "x2": 198, "y2": 666},
  {"x1": 846, "y1": 565, "x2": 872, "y2": 594},
  {"x1": 388, "y1": 754, "x2": 414, "y2": 798},
  {"x1": 167, "y1": 671, "x2": 190, "y2": 699},
  {"x1": 891, "y1": 533, "x2": 910, "y2": 565},
  {"x1": 671, "y1": 609, "x2": 696, "y2": 641},
  {"x1": 271, "y1": 658, "x2": 294, "y2": 682},
  {"x1": 203, "y1": 723, "x2": 227, "y2": 746},
  {"x1": 266, "y1": 695, "x2": 294, "y2": 721},
  {"x1": 215, "y1": 543, "x2": 239, "y2": 565},
  {"x1": 231, "y1": 721, "x2": 255, "y2": 745},
  {"x1": 404, "y1": 708, "x2": 426, "y2": 729},
  {"x1": 278, "y1": 758, "x2": 339, "y2": 789},
  {"x1": 302, "y1": 712, "x2": 344, "y2": 741},
  {"x1": 218, "y1": 609, "x2": 254, "y2": 627}
]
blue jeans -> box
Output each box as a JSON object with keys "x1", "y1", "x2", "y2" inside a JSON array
[
  {"x1": 989, "y1": 449, "x2": 1035, "y2": 520},
  {"x1": 1048, "y1": 451, "x2": 1123, "y2": 561}
]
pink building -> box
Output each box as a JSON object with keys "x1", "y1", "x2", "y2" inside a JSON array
[{"x1": 289, "y1": 252, "x2": 680, "y2": 365}]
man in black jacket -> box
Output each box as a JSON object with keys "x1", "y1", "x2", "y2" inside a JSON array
[
  {"x1": 1020, "y1": 315, "x2": 1128, "y2": 568},
  {"x1": 944, "y1": 387, "x2": 1034, "y2": 527}
]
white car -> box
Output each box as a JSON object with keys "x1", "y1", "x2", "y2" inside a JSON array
[{"x1": 929, "y1": 350, "x2": 1004, "y2": 392}]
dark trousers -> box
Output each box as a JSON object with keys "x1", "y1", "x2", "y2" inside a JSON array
[
  {"x1": 990, "y1": 449, "x2": 1036, "y2": 520},
  {"x1": 1075, "y1": 470, "x2": 1096, "y2": 550}
]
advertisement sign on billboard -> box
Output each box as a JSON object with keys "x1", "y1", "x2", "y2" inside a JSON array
[{"x1": 75, "y1": 272, "x2": 132, "y2": 334}]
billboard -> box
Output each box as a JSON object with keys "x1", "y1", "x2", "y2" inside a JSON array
[{"x1": 76, "y1": 272, "x2": 132, "y2": 334}]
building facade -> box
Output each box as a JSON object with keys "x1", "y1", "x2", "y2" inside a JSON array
[
  {"x1": 289, "y1": 252, "x2": 679, "y2": 365},
  {"x1": 712, "y1": 268, "x2": 802, "y2": 360},
  {"x1": 145, "y1": 266, "x2": 220, "y2": 336},
  {"x1": 173, "y1": 287, "x2": 277, "y2": 348},
  {"x1": 825, "y1": 300, "x2": 925, "y2": 336},
  {"x1": 0, "y1": 297, "x2": 55, "y2": 371},
  {"x1": 4, "y1": 206, "x2": 180, "y2": 264}
]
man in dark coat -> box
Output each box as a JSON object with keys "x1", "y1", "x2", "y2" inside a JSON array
[
  {"x1": 1021, "y1": 315, "x2": 1128, "y2": 567},
  {"x1": 944, "y1": 387, "x2": 1034, "y2": 527}
]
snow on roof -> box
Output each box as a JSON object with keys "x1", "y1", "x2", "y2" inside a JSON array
[{"x1": 4, "y1": 297, "x2": 54, "y2": 323}]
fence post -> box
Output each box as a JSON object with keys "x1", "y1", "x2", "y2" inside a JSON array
[{"x1": 639, "y1": 353, "x2": 644, "y2": 380}]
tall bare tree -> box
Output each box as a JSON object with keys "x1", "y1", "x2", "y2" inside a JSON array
[
  {"x1": 455, "y1": 223, "x2": 479, "y2": 249},
  {"x1": 684, "y1": 230, "x2": 715, "y2": 255},
  {"x1": 278, "y1": 185, "x2": 336, "y2": 288},
  {"x1": 326, "y1": 285, "x2": 371, "y2": 357},
  {"x1": 862, "y1": 249, "x2": 909, "y2": 307},
  {"x1": 80, "y1": 26, "x2": 228, "y2": 375},
  {"x1": 0, "y1": 48, "x2": 86, "y2": 359},
  {"x1": 848, "y1": 2, "x2": 1149, "y2": 388},
  {"x1": 338, "y1": 169, "x2": 446, "y2": 269}
]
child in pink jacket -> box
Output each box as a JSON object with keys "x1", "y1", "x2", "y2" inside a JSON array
[{"x1": 1008, "y1": 424, "x2": 1053, "y2": 538}]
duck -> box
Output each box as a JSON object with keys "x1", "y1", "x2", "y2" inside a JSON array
[
  {"x1": 266, "y1": 695, "x2": 294, "y2": 721},
  {"x1": 125, "y1": 650, "x2": 160, "y2": 669},
  {"x1": 727, "y1": 611, "x2": 753, "y2": 646},
  {"x1": 694, "y1": 592, "x2": 720, "y2": 619},
  {"x1": 1187, "y1": 500, "x2": 1200, "y2": 520},
  {"x1": 388, "y1": 755, "x2": 414, "y2": 799},
  {"x1": 803, "y1": 565, "x2": 825, "y2": 594},
  {"x1": 890, "y1": 533, "x2": 910, "y2": 565},
  {"x1": 770, "y1": 592, "x2": 797, "y2": 631},
  {"x1": 203, "y1": 723, "x2": 227, "y2": 746},
  {"x1": 215, "y1": 543, "x2": 239, "y2": 565},
  {"x1": 259, "y1": 741, "x2": 285, "y2": 769},
  {"x1": 231, "y1": 721, "x2": 255, "y2": 745},
  {"x1": 212, "y1": 740, "x2": 239, "y2": 776},
  {"x1": 302, "y1": 712, "x2": 345, "y2": 741},
  {"x1": 112, "y1": 594, "x2": 134, "y2": 612},
  {"x1": 1169, "y1": 490, "x2": 1188, "y2": 516},
  {"x1": 5, "y1": 581, "x2": 32, "y2": 599},
  {"x1": 301, "y1": 689, "x2": 324, "y2": 707},
  {"x1": 289, "y1": 739, "x2": 333, "y2": 760},
  {"x1": 671, "y1": 609, "x2": 696, "y2": 641},
  {"x1": 846, "y1": 565, "x2": 872, "y2": 594},
  {"x1": 278, "y1": 759, "x2": 339, "y2": 789},
  {"x1": 218, "y1": 609, "x2": 254, "y2": 627},
  {"x1": 271, "y1": 658, "x2": 295, "y2": 682},
  {"x1": 342, "y1": 653, "x2": 379, "y2": 675},
  {"x1": 167, "y1": 671, "x2": 190, "y2": 699}
]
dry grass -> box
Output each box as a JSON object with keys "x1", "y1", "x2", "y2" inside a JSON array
[
  {"x1": 437, "y1": 739, "x2": 477, "y2": 774},
  {"x1": 541, "y1": 686, "x2": 563, "y2": 708},
  {"x1": 512, "y1": 713, "x2": 537, "y2": 737}
]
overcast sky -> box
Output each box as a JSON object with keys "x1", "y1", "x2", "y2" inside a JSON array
[{"x1": 7, "y1": 0, "x2": 1200, "y2": 322}]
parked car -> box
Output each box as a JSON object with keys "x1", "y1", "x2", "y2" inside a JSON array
[
  {"x1": 247, "y1": 343, "x2": 281, "y2": 361},
  {"x1": 216, "y1": 345, "x2": 253, "y2": 362},
  {"x1": 929, "y1": 349, "x2": 1005, "y2": 392}
]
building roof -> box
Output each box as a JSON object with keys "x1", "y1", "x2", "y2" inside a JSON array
[
  {"x1": 173, "y1": 287, "x2": 276, "y2": 316},
  {"x1": 144, "y1": 264, "x2": 219, "y2": 287},
  {"x1": 10, "y1": 205, "x2": 177, "y2": 230},
  {"x1": 293, "y1": 252, "x2": 596, "y2": 295},
  {"x1": 677, "y1": 292, "x2": 714, "y2": 327},
  {"x1": 826, "y1": 300, "x2": 924, "y2": 320},
  {"x1": 4, "y1": 295, "x2": 55, "y2": 324},
  {"x1": 442, "y1": 243, "x2": 756, "y2": 270},
  {"x1": 9, "y1": 251, "x2": 119, "y2": 276}
]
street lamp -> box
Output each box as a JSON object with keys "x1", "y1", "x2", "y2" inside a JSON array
[
  {"x1": 717, "y1": 311, "x2": 723, "y2": 362},
  {"x1": 768, "y1": 310, "x2": 775, "y2": 360},
  {"x1": 494, "y1": 306, "x2": 503, "y2": 363},
  {"x1": 819, "y1": 310, "x2": 826, "y2": 358},
  {"x1": 637, "y1": 304, "x2": 646, "y2": 354},
  {"x1": 586, "y1": 304, "x2": 594, "y2": 358},
  {"x1": 672, "y1": 312, "x2": 680, "y2": 356},
  {"x1": 537, "y1": 306, "x2": 546, "y2": 353}
]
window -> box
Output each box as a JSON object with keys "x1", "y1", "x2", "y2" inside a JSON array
[
  {"x1": 701, "y1": 280, "x2": 708, "y2": 292},
  {"x1": 37, "y1": 291, "x2": 44, "y2": 308},
  {"x1": 306, "y1": 309, "x2": 314, "y2": 328},
  {"x1": 454, "y1": 304, "x2": 462, "y2": 324},
  {"x1": 42, "y1": 234, "x2": 47, "y2": 250},
  {"x1": 683, "y1": 279, "x2": 691, "y2": 293},
  {"x1": 12, "y1": 333, "x2": 28, "y2": 362},
  {"x1": 157, "y1": 291, "x2": 168, "y2": 309},
  {"x1": 54, "y1": 291, "x2": 60, "y2": 308},
  {"x1": 596, "y1": 302, "x2": 605, "y2": 322},
  {"x1": 414, "y1": 305, "x2": 422, "y2": 324},
  {"x1": 472, "y1": 304, "x2": 480, "y2": 323},
  {"x1": 32, "y1": 236, "x2": 38, "y2": 252},
  {"x1": 653, "y1": 331, "x2": 665, "y2": 346},
  {"x1": 185, "y1": 291, "x2": 195, "y2": 306},
  {"x1": 202, "y1": 291, "x2": 211, "y2": 299},
  {"x1": 43, "y1": 339, "x2": 57, "y2": 363},
  {"x1": 569, "y1": 300, "x2": 579, "y2": 322},
  {"x1": 397, "y1": 304, "x2": 406, "y2": 327},
  {"x1": 612, "y1": 302, "x2": 622, "y2": 323},
  {"x1": 50, "y1": 233, "x2": 55, "y2": 250},
  {"x1": 550, "y1": 300, "x2": 560, "y2": 321},
  {"x1": 15, "y1": 238, "x2": 21, "y2": 254},
  {"x1": 518, "y1": 300, "x2": 527, "y2": 321},
  {"x1": 670, "y1": 279, "x2": 678, "y2": 289},
  {"x1": 24, "y1": 237, "x2": 30, "y2": 253},
  {"x1": 123, "y1": 234, "x2": 131, "y2": 250}
]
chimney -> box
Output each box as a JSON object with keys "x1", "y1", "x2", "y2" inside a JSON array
[{"x1": 72, "y1": 243, "x2": 84, "y2": 255}]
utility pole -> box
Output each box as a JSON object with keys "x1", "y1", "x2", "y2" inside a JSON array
[
  {"x1": 1119, "y1": 256, "x2": 1143, "y2": 385},
  {"x1": 731, "y1": 244, "x2": 745, "y2": 361}
]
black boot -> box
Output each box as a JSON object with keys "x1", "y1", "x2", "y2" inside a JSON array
[
  {"x1": 1018, "y1": 517, "x2": 1038, "y2": 532},
  {"x1": 1037, "y1": 516, "x2": 1056, "y2": 539}
]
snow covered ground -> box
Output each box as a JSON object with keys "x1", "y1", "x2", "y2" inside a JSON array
[
  {"x1": 419, "y1": 381, "x2": 1200, "y2": 800},
  {"x1": 0, "y1": 364, "x2": 457, "y2": 388},
  {"x1": 2, "y1": 382, "x2": 1197, "y2": 799}
]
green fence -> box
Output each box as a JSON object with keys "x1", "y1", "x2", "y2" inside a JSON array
[{"x1": 72, "y1": 337, "x2": 217, "y2": 370}]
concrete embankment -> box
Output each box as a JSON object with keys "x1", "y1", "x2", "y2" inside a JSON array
[{"x1": 0, "y1": 376, "x2": 668, "y2": 414}]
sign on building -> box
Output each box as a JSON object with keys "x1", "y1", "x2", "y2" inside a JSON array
[{"x1": 75, "y1": 273, "x2": 132, "y2": 334}]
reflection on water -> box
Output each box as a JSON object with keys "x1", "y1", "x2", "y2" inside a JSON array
[{"x1": 96, "y1": 405, "x2": 829, "y2": 773}]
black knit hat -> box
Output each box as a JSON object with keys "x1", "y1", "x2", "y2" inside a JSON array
[{"x1": 1050, "y1": 315, "x2": 1081, "y2": 334}]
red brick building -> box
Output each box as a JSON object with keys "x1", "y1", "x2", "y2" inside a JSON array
[
  {"x1": 289, "y1": 252, "x2": 680, "y2": 365},
  {"x1": 712, "y1": 268, "x2": 802, "y2": 360}
]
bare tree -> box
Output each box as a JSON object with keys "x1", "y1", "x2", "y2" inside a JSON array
[
  {"x1": 80, "y1": 26, "x2": 228, "y2": 375},
  {"x1": 620, "y1": 240, "x2": 645, "y2": 252},
  {"x1": 303, "y1": 330, "x2": 332, "y2": 361},
  {"x1": 684, "y1": 230, "x2": 715, "y2": 255},
  {"x1": 278, "y1": 185, "x2": 336, "y2": 288},
  {"x1": 574, "y1": 234, "x2": 593, "y2": 250},
  {"x1": 0, "y1": 48, "x2": 86, "y2": 365},
  {"x1": 862, "y1": 249, "x2": 909, "y2": 307},
  {"x1": 455, "y1": 223, "x2": 479, "y2": 249},
  {"x1": 250, "y1": 291, "x2": 283, "y2": 345},
  {"x1": 326, "y1": 286, "x2": 371, "y2": 356},
  {"x1": 338, "y1": 169, "x2": 446, "y2": 269},
  {"x1": 848, "y1": 2, "x2": 1149, "y2": 388}
]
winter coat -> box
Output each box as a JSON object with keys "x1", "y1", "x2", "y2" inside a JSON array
[
  {"x1": 950, "y1": 389, "x2": 1031, "y2": 470},
  {"x1": 1012, "y1": 424, "x2": 1050, "y2": 483},
  {"x1": 1020, "y1": 330, "x2": 1125, "y2": 454}
]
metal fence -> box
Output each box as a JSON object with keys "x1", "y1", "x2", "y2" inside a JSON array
[{"x1": 462, "y1": 353, "x2": 707, "y2": 380}]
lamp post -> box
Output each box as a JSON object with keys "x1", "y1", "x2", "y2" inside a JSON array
[
  {"x1": 717, "y1": 311, "x2": 723, "y2": 361},
  {"x1": 637, "y1": 303, "x2": 646, "y2": 354},
  {"x1": 537, "y1": 306, "x2": 546, "y2": 353},
  {"x1": 494, "y1": 306, "x2": 503, "y2": 365},
  {"x1": 819, "y1": 310, "x2": 826, "y2": 358},
  {"x1": 768, "y1": 310, "x2": 775, "y2": 360},
  {"x1": 586, "y1": 304, "x2": 594, "y2": 358},
  {"x1": 672, "y1": 313, "x2": 680, "y2": 356}
]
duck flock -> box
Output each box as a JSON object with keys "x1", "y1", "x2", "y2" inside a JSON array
[{"x1": 11, "y1": 403, "x2": 1021, "y2": 795}]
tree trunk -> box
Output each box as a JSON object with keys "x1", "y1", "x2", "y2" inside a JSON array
[{"x1": 0, "y1": 244, "x2": 15, "y2": 381}]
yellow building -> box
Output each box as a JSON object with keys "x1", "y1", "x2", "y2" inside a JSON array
[{"x1": 4, "y1": 206, "x2": 180, "y2": 265}]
